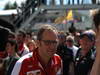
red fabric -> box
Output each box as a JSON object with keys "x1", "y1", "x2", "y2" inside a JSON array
[
  {"x1": 18, "y1": 43, "x2": 24, "y2": 51},
  {"x1": 0, "y1": 51, "x2": 7, "y2": 58},
  {"x1": 19, "y1": 49, "x2": 62, "y2": 75}
]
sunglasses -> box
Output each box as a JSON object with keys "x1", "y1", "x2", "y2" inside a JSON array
[
  {"x1": 66, "y1": 40, "x2": 73, "y2": 42},
  {"x1": 58, "y1": 35, "x2": 66, "y2": 38},
  {"x1": 41, "y1": 40, "x2": 58, "y2": 45}
]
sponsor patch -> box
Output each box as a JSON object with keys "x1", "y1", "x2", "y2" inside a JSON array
[{"x1": 27, "y1": 70, "x2": 41, "y2": 75}]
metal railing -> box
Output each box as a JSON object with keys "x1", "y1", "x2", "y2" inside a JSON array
[{"x1": 15, "y1": 0, "x2": 100, "y2": 29}]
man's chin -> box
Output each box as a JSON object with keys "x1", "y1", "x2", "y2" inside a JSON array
[{"x1": 48, "y1": 52, "x2": 55, "y2": 57}]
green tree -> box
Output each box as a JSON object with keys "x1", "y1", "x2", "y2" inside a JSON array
[
  {"x1": 12, "y1": 1, "x2": 18, "y2": 9},
  {"x1": 4, "y1": 1, "x2": 18, "y2": 10},
  {"x1": 4, "y1": 2, "x2": 11, "y2": 10}
]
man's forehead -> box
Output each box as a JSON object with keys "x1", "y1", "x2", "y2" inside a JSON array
[
  {"x1": 42, "y1": 30, "x2": 58, "y2": 39},
  {"x1": 43, "y1": 30, "x2": 57, "y2": 36},
  {"x1": 81, "y1": 35, "x2": 91, "y2": 41},
  {"x1": 44, "y1": 29, "x2": 58, "y2": 34}
]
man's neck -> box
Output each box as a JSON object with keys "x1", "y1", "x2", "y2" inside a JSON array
[{"x1": 38, "y1": 49, "x2": 51, "y2": 67}]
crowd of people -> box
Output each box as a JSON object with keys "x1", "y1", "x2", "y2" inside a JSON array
[{"x1": 0, "y1": 8, "x2": 100, "y2": 75}]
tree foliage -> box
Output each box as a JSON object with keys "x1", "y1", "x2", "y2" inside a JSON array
[{"x1": 4, "y1": 1, "x2": 18, "y2": 10}]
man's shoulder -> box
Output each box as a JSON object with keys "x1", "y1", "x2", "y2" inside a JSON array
[
  {"x1": 17, "y1": 52, "x2": 33, "y2": 64},
  {"x1": 11, "y1": 52, "x2": 33, "y2": 75},
  {"x1": 54, "y1": 54, "x2": 62, "y2": 61},
  {"x1": 54, "y1": 54, "x2": 61, "y2": 57}
]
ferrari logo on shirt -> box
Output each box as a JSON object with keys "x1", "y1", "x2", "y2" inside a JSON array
[{"x1": 27, "y1": 70, "x2": 41, "y2": 75}]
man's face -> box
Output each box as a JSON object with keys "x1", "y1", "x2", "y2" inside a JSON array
[
  {"x1": 79, "y1": 36, "x2": 93, "y2": 49},
  {"x1": 38, "y1": 30, "x2": 59, "y2": 58},
  {"x1": 16, "y1": 33, "x2": 24, "y2": 43},
  {"x1": 25, "y1": 34, "x2": 32, "y2": 43},
  {"x1": 66, "y1": 40, "x2": 73, "y2": 47},
  {"x1": 5, "y1": 42, "x2": 15, "y2": 56}
]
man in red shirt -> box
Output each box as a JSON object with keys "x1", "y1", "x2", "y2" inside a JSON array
[{"x1": 11, "y1": 24, "x2": 63, "y2": 75}]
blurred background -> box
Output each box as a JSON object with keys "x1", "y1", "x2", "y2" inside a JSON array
[{"x1": 0, "y1": 0, "x2": 100, "y2": 33}]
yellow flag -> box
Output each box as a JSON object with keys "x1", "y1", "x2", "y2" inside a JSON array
[{"x1": 66, "y1": 10, "x2": 73, "y2": 21}]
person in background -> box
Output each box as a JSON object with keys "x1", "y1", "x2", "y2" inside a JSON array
[
  {"x1": 0, "y1": 26, "x2": 10, "y2": 75},
  {"x1": 57, "y1": 31, "x2": 67, "y2": 58},
  {"x1": 90, "y1": 9, "x2": 100, "y2": 75},
  {"x1": 75, "y1": 30, "x2": 96, "y2": 75},
  {"x1": 66, "y1": 35, "x2": 79, "y2": 61},
  {"x1": 5, "y1": 40, "x2": 20, "y2": 75},
  {"x1": 74, "y1": 32, "x2": 81, "y2": 47},
  {"x1": 0, "y1": 18, "x2": 15, "y2": 75},
  {"x1": 11, "y1": 24, "x2": 63, "y2": 75},
  {"x1": 27, "y1": 40, "x2": 37, "y2": 52},
  {"x1": 57, "y1": 31, "x2": 74, "y2": 75},
  {"x1": 16, "y1": 30, "x2": 29, "y2": 57},
  {"x1": 24, "y1": 32, "x2": 33, "y2": 44}
]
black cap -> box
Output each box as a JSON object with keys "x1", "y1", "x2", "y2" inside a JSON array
[{"x1": 80, "y1": 31, "x2": 95, "y2": 41}]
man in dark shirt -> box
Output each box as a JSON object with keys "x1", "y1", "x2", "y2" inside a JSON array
[{"x1": 75, "y1": 30, "x2": 96, "y2": 75}]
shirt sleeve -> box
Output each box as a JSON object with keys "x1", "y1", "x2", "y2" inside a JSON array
[{"x1": 11, "y1": 52, "x2": 33, "y2": 75}]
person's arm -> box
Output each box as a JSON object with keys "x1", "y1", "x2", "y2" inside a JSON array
[
  {"x1": 90, "y1": 30, "x2": 100, "y2": 75},
  {"x1": 11, "y1": 60, "x2": 22, "y2": 75},
  {"x1": 11, "y1": 52, "x2": 33, "y2": 75},
  {"x1": 90, "y1": 55, "x2": 100, "y2": 75}
]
